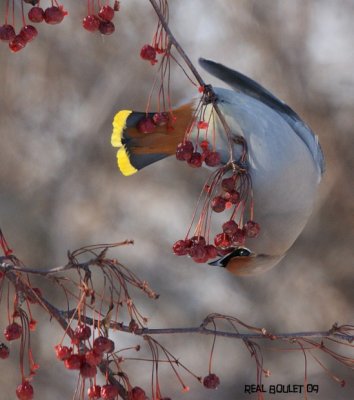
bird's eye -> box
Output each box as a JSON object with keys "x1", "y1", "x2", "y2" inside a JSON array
[{"x1": 235, "y1": 248, "x2": 251, "y2": 257}]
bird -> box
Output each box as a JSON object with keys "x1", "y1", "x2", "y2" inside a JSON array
[{"x1": 111, "y1": 58, "x2": 325, "y2": 276}]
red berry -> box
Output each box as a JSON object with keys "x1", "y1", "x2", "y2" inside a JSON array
[
  {"x1": 0, "y1": 343, "x2": 10, "y2": 359},
  {"x1": 101, "y1": 384, "x2": 119, "y2": 399},
  {"x1": 85, "y1": 349, "x2": 103, "y2": 366},
  {"x1": 44, "y1": 6, "x2": 67, "y2": 25},
  {"x1": 74, "y1": 324, "x2": 91, "y2": 341},
  {"x1": 244, "y1": 220, "x2": 260, "y2": 238},
  {"x1": 221, "y1": 176, "x2": 236, "y2": 192},
  {"x1": 205, "y1": 244, "x2": 218, "y2": 259},
  {"x1": 223, "y1": 190, "x2": 240, "y2": 204},
  {"x1": 152, "y1": 112, "x2": 169, "y2": 126},
  {"x1": 16, "y1": 381, "x2": 34, "y2": 400},
  {"x1": 189, "y1": 243, "x2": 208, "y2": 263},
  {"x1": 200, "y1": 140, "x2": 210, "y2": 150},
  {"x1": 93, "y1": 336, "x2": 114, "y2": 354},
  {"x1": 205, "y1": 151, "x2": 221, "y2": 167},
  {"x1": 98, "y1": 5, "x2": 115, "y2": 21},
  {"x1": 140, "y1": 44, "x2": 157, "y2": 65},
  {"x1": 190, "y1": 235, "x2": 206, "y2": 246},
  {"x1": 28, "y1": 7, "x2": 44, "y2": 23},
  {"x1": 214, "y1": 233, "x2": 231, "y2": 248},
  {"x1": 137, "y1": 116, "x2": 156, "y2": 133},
  {"x1": 55, "y1": 344, "x2": 72, "y2": 361},
  {"x1": 0, "y1": 24, "x2": 16, "y2": 41},
  {"x1": 64, "y1": 354, "x2": 82, "y2": 370},
  {"x1": 172, "y1": 240, "x2": 190, "y2": 256},
  {"x1": 203, "y1": 373, "x2": 220, "y2": 389},
  {"x1": 19, "y1": 25, "x2": 38, "y2": 43},
  {"x1": 99, "y1": 20, "x2": 115, "y2": 35},
  {"x1": 80, "y1": 362, "x2": 97, "y2": 378},
  {"x1": 82, "y1": 15, "x2": 100, "y2": 32},
  {"x1": 222, "y1": 220, "x2": 238, "y2": 235},
  {"x1": 9, "y1": 35, "x2": 27, "y2": 52},
  {"x1": 4, "y1": 322, "x2": 22, "y2": 341},
  {"x1": 211, "y1": 196, "x2": 226, "y2": 213},
  {"x1": 176, "y1": 141, "x2": 194, "y2": 161},
  {"x1": 88, "y1": 385, "x2": 102, "y2": 399},
  {"x1": 187, "y1": 152, "x2": 202, "y2": 168},
  {"x1": 131, "y1": 386, "x2": 146, "y2": 400},
  {"x1": 231, "y1": 229, "x2": 246, "y2": 246}
]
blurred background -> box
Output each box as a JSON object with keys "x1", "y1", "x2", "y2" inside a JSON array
[{"x1": 0, "y1": 0, "x2": 353, "y2": 399}]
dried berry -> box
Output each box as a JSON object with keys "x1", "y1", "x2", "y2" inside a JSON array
[
  {"x1": 176, "y1": 141, "x2": 194, "y2": 161},
  {"x1": 222, "y1": 220, "x2": 238, "y2": 235},
  {"x1": 55, "y1": 344, "x2": 72, "y2": 361},
  {"x1": 172, "y1": 239, "x2": 192, "y2": 256},
  {"x1": 137, "y1": 116, "x2": 156, "y2": 133},
  {"x1": 99, "y1": 20, "x2": 115, "y2": 35},
  {"x1": 203, "y1": 373, "x2": 220, "y2": 389},
  {"x1": 244, "y1": 220, "x2": 260, "y2": 238},
  {"x1": 223, "y1": 190, "x2": 240, "y2": 204},
  {"x1": 221, "y1": 176, "x2": 236, "y2": 192},
  {"x1": 204, "y1": 151, "x2": 221, "y2": 167},
  {"x1": 85, "y1": 349, "x2": 103, "y2": 366},
  {"x1": 98, "y1": 5, "x2": 115, "y2": 21},
  {"x1": 231, "y1": 229, "x2": 246, "y2": 246},
  {"x1": 205, "y1": 244, "x2": 218, "y2": 259},
  {"x1": 4, "y1": 322, "x2": 22, "y2": 341},
  {"x1": 187, "y1": 152, "x2": 202, "y2": 168},
  {"x1": 101, "y1": 384, "x2": 119, "y2": 399},
  {"x1": 28, "y1": 7, "x2": 44, "y2": 23},
  {"x1": 88, "y1": 385, "x2": 102, "y2": 399},
  {"x1": 140, "y1": 44, "x2": 157, "y2": 65},
  {"x1": 153, "y1": 112, "x2": 169, "y2": 126},
  {"x1": 0, "y1": 343, "x2": 10, "y2": 359},
  {"x1": 74, "y1": 324, "x2": 91, "y2": 341},
  {"x1": 93, "y1": 336, "x2": 115, "y2": 354},
  {"x1": 44, "y1": 6, "x2": 67, "y2": 25},
  {"x1": 211, "y1": 196, "x2": 226, "y2": 213},
  {"x1": 64, "y1": 354, "x2": 82, "y2": 370},
  {"x1": 82, "y1": 15, "x2": 100, "y2": 32},
  {"x1": 214, "y1": 233, "x2": 231, "y2": 248},
  {"x1": 131, "y1": 386, "x2": 146, "y2": 400}
]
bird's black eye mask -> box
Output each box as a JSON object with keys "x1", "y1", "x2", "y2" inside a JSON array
[{"x1": 217, "y1": 247, "x2": 251, "y2": 268}]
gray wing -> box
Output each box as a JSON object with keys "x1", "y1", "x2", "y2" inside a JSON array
[{"x1": 199, "y1": 58, "x2": 325, "y2": 175}]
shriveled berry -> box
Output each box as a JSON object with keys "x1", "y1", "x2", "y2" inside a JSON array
[
  {"x1": 214, "y1": 233, "x2": 231, "y2": 248},
  {"x1": 203, "y1": 373, "x2": 220, "y2": 389},
  {"x1": 205, "y1": 244, "x2": 218, "y2": 259},
  {"x1": 221, "y1": 176, "x2": 236, "y2": 192},
  {"x1": 137, "y1": 116, "x2": 156, "y2": 133},
  {"x1": 187, "y1": 152, "x2": 202, "y2": 168},
  {"x1": 172, "y1": 239, "x2": 191, "y2": 256},
  {"x1": 64, "y1": 354, "x2": 82, "y2": 370},
  {"x1": 19, "y1": 25, "x2": 38, "y2": 43},
  {"x1": 4, "y1": 322, "x2": 22, "y2": 341},
  {"x1": 74, "y1": 324, "x2": 91, "y2": 341},
  {"x1": 129, "y1": 319, "x2": 139, "y2": 333},
  {"x1": 101, "y1": 384, "x2": 119, "y2": 399},
  {"x1": 190, "y1": 235, "x2": 206, "y2": 246},
  {"x1": 222, "y1": 220, "x2": 238, "y2": 235},
  {"x1": 28, "y1": 7, "x2": 44, "y2": 23},
  {"x1": 205, "y1": 151, "x2": 221, "y2": 167},
  {"x1": 0, "y1": 24, "x2": 16, "y2": 41},
  {"x1": 82, "y1": 15, "x2": 100, "y2": 32},
  {"x1": 211, "y1": 196, "x2": 226, "y2": 213},
  {"x1": 140, "y1": 44, "x2": 157, "y2": 65},
  {"x1": 189, "y1": 244, "x2": 208, "y2": 263},
  {"x1": 0, "y1": 343, "x2": 10, "y2": 359},
  {"x1": 99, "y1": 20, "x2": 115, "y2": 35},
  {"x1": 131, "y1": 386, "x2": 146, "y2": 400},
  {"x1": 80, "y1": 362, "x2": 97, "y2": 378},
  {"x1": 176, "y1": 141, "x2": 194, "y2": 161},
  {"x1": 55, "y1": 344, "x2": 72, "y2": 361},
  {"x1": 153, "y1": 112, "x2": 169, "y2": 126},
  {"x1": 16, "y1": 381, "x2": 34, "y2": 400},
  {"x1": 231, "y1": 229, "x2": 246, "y2": 246},
  {"x1": 93, "y1": 336, "x2": 114, "y2": 354},
  {"x1": 223, "y1": 190, "x2": 240, "y2": 204},
  {"x1": 113, "y1": 1, "x2": 120, "y2": 12},
  {"x1": 98, "y1": 5, "x2": 115, "y2": 21},
  {"x1": 44, "y1": 6, "x2": 67, "y2": 24},
  {"x1": 244, "y1": 220, "x2": 260, "y2": 238},
  {"x1": 88, "y1": 385, "x2": 102, "y2": 399},
  {"x1": 85, "y1": 349, "x2": 102, "y2": 366}
]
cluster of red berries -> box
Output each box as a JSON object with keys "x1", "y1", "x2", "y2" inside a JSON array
[
  {"x1": 176, "y1": 139, "x2": 221, "y2": 168},
  {"x1": 55, "y1": 325, "x2": 118, "y2": 397},
  {"x1": 136, "y1": 112, "x2": 171, "y2": 133},
  {"x1": 0, "y1": 1, "x2": 67, "y2": 53},
  {"x1": 82, "y1": 2, "x2": 120, "y2": 35}
]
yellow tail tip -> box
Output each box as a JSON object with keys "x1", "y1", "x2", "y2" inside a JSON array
[
  {"x1": 111, "y1": 110, "x2": 132, "y2": 147},
  {"x1": 117, "y1": 147, "x2": 138, "y2": 176}
]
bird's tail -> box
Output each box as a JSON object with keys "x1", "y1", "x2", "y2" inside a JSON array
[{"x1": 111, "y1": 103, "x2": 193, "y2": 176}]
